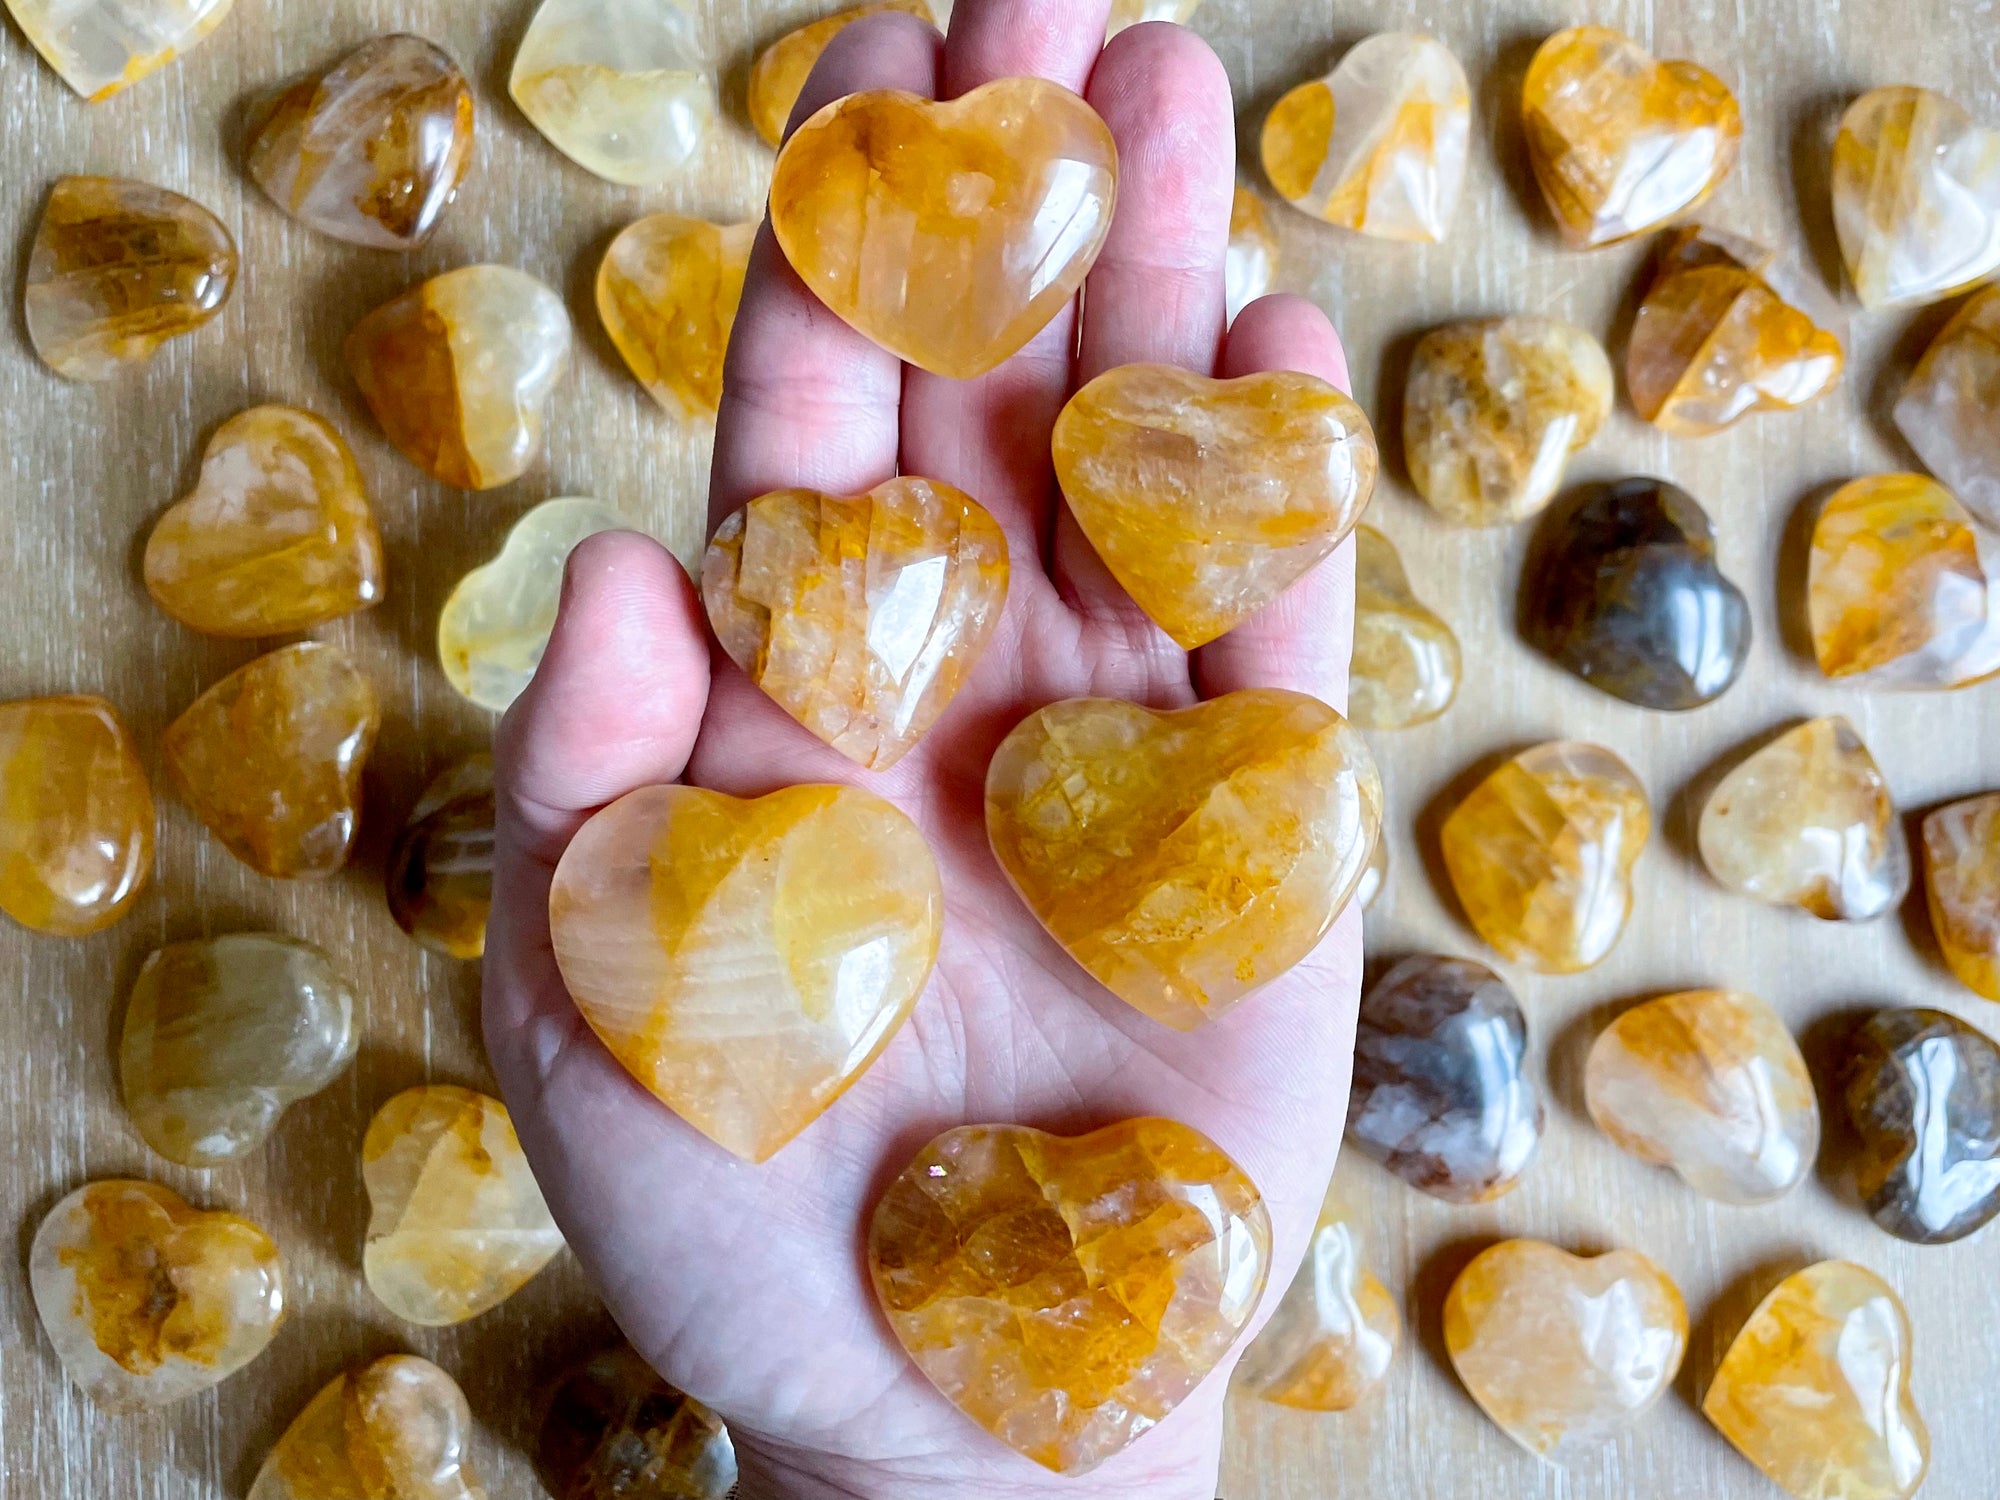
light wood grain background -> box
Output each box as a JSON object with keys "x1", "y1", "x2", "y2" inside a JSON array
[{"x1": 2, "y1": 0, "x2": 1997, "y2": 1497}]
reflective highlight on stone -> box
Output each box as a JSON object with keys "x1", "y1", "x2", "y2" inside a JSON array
[
  {"x1": 26, "y1": 176, "x2": 237, "y2": 381},
  {"x1": 362, "y1": 1085, "x2": 563, "y2": 1326},
  {"x1": 771, "y1": 79, "x2": 1118, "y2": 379},
  {"x1": 1844, "y1": 1007, "x2": 2000, "y2": 1245},
  {"x1": 347, "y1": 266, "x2": 572, "y2": 491},
  {"x1": 164, "y1": 642, "x2": 379, "y2": 880},
  {"x1": 439, "y1": 498, "x2": 630, "y2": 713},
  {"x1": 1106, "y1": 0, "x2": 1202, "y2": 35},
  {"x1": 1698, "y1": 717, "x2": 1910, "y2": 922},
  {"x1": 1703, "y1": 1262, "x2": 1929, "y2": 1500},
  {"x1": 1524, "y1": 478, "x2": 1751, "y2": 710},
  {"x1": 388, "y1": 757, "x2": 494, "y2": 960},
  {"x1": 1404, "y1": 317, "x2": 1613, "y2": 527},
  {"x1": 244, "y1": 34, "x2": 473, "y2": 250},
  {"x1": 250, "y1": 1355, "x2": 484, "y2": 1500},
  {"x1": 1225, "y1": 186, "x2": 1278, "y2": 322},
  {"x1": 510, "y1": 0, "x2": 714, "y2": 186},
  {"x1": 1236, "y1": 1187, "x2": 1398, "y2": 1411},
  {"x1": 1833, "y1": 86, "x2": 2000, "y2": 311},
  {"x1": 0, "y1": 695, "x2": 152, "y2": 936},
  {"x1": 6, "y1": 0, "x2": 233, "y2": 100},
  {"x1": 1351, "y1": 526, "x2": 1460, "y2": 730},
  {"x1": 1260, "y1": 33, "x2": 1470, "y2": 242},
  {"x1": 1809, "y1": 472, "x2": 2000, "y2": 690},
  {"x1": 1445, "y1": 1240, "x2": 1686, "y2": 1460},
  {"x1": 536, "y1": 1346, "x2": 737, "y2": 1500},
  {"x1": 868, "y1": 1119, "x2": 1270, "y2": 1475},
  {"x1": 144, "y1": 405, "x2": 385, "y2": 637},
  {"x1": 1055, "y1": 366, "x2": 1376, "y2": 648},
  {"x1": 1925, "y1": 793, "x2": 2000, "y2": 1000},
  {"x1": 120, "y1": 934, "x2": 359, "y2": 1167},
  {"x1": 598, "y1": 216, "x2": 755, "y2": 420},
  {"x1": 1522, "y1": 26, "x2": 1742, "y2": 248},
  {"x1": 702, "y1": 480, "x2": 1010, "y2": 769},
  {"x1": 1357, "y1": 832, "x2": 1388, "y2": 910},
  {"x1": 1348, "y1": 955, "x2": 1542, "y2": 1203},
  {"x1": 550, "y1": 784, "x2": 942, "y2": 1163},
  {"x1": 29, "y1": 1181, "x2": 284, "y2": 1411},
  {"x1": 1896, "y1": 283, "x2": 2000, "y2": 528},
  {"x1": 986, "y1": 692, "x2": 1382, "y2": 1030},
  {"x1": 747, "y1": 1, "x2": 935, "y2": 148},
  {"x1": 1629, "y1": 226, "x2": 1846, "y2": 435},
  {"x1": 1441, "y1": 742, "x2": 1651, "y2": 973},
  {"x1": 1585, "y1": 990, "x2": 1818, "y2": 1205}
]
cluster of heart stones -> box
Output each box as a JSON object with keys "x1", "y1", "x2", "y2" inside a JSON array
[{"x1": 7, "y1": 0, "x2": 1998, "y2": 1493}]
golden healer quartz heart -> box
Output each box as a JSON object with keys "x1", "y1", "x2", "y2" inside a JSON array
[
  {"x1": 1052, "y1": 365, "x2": 1378, "y2": 649},
  {"x1": 1522, "y1": 26, "x2": 1741, "y2": 248},
  {"x1": 1895, "y1": 284, "x2": 2000, "y2": 527},
  {"x1": 30, "y1": 1181, "x2": 284, "y2": 1411},
  {"x1": 597, "y1": 216, "x2": 754, "y2": 420},
  {"x1": 868, "y1": 1118, "x2": 1270, "y2": 1475},
  {"x1": 770, "y1": 79, "x2": 1118, "y2": 378},
  {"x1": 144, "y1": 405, "x2": 384, "y2": 637},
  {"x1": 550, "y1": 784, "x2": 942, "y2": 1163},
  {"x1": 748, "y1": 2, "x2": 935, "y2": 148},
  {"x1": 251, "y1": 1355, "x2": 484, "y2": 1500},
  {"x1": 536, "y1": 1346, "x2": 737, "y2": 1500},
  {"x1": 7, "y1": 0, "x2": 234, "y2": 100},
  {"x1": 1924, "y1": 793, "x2": 2000, "y2": 1000},
  {"x1": 1350, "y1": 525, "x2": 1460, "y2": 729},
  {"x1": 387, "y1": 757, "x2": 495, "y2": 960},
  {"x1": 985, "y1": 691, "x2": 1382, "y2": 1030},
  {"x1": 703, "y1": 480, "x2": 1009, "y2": 769}
]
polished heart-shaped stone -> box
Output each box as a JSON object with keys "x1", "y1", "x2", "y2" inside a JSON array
[
  {"x1": 1447, "y1": 1240, "x2": 1686, "y2": 1460},
  {"x1": 1052, "y1": 365, "x2": 1377, "y2": 649},
  {"x1": 1522, "y1": 26, "x2": 1741, "y2": 248},
  {"x1": 536, "y1": 1346, "x2": 737, "y2": 1500},
  {"x1": 347, "y1": 265, "x2": 572, "y2": 491},
  {"x1": 1924, "y1": 793, "x2": 2000, "y2": 1000},
  {"x1": 362, "y1": 1085, "x2": 564, "y2": 1326},
  {"x1": 598, "y1": 215, "x2": 755, "y2": 420},
  {"x1": 7, "y1": 0, "x2": 234, "y2": 100},
  {"x1": 1704, "y1": 1261, "x2": 1929, "y2": 1500},
  {"x1": 245, "y1": 34, "x2": 473, "y2": 251},
  {"x1": 251, "y1": 1355, "x2": 484, "y2": 1500},
  {"x1": 703, "y1": 480, "x2": 1009, "y2": 769},
  {"x1": 1351, "y1": 525, "x2": 1460, "y2": 729},
  {"x1": 869, "y1": 1118, "x2": 1270, "y2": 1475},
  {"x1": 1834, "y1": 86, "x2": 2000, "y2": 310},
  {"x1": 145, "y1": 405, "x2": 384, "y2": 637},
  {"x1": 1895, "y1": 284, "x2": 2000, "y2": 528},
  {"x1": 748, "y1": 1, "x2": 935, "y2": 148},
  {"x1": 387, "y1": 756, "x2": 495, "y2": 960},
  {"x1": 771, "y1": 79, "x2": 1118, "y2": 379},
  {"x1": 985, "y1": 690, "x2": 1381, "y2": 1030},
  {"x1": 551, "y1": 784, "x2": 942, "y2": 1162},
  {"x1": 30, "y1": 1180, "x2": 285, "y2": 1410}
]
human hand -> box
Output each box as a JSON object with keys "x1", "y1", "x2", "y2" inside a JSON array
[{"x1": 483, "y1": 3, "x2": 1361, "y2": 1496}]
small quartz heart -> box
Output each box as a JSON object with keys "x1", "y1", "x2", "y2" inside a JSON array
[
  {"x1": 1522, "y1": 26, "x2": 1741, "y2": 248},
  {"x1": 362, "y1": 1085, "x2": 564, "y2": 1326},
  {"x1": 1446, "y1": 1239, "x2": 1687, "y2": 1460},
  {"x1": 1053, "y1": 364, "x2": 1378, "y2": 648},
  {"x1": 551, "y1": 784, "x2": 943, "y2": 1162},
  {"x1": 1835, "y1": 86, "x2": 2000, "y2": 310},
  {"x1": 251, "y1": 1355, "x2": 484, "y2": 1500},
  {"x1": 702, "y1": 479, "x2": 1010, "y2": 769},
  {"x1": 145, "y1": 405, "x2": 384, "y2": 638},
  {"x1": 771, "y1": 78, "x2": 1118, "y2": 378},
  {"x1": 985, "y1": 690, "x2": 1381, "y2": 1030},
  {"x1": 598, "y1": 215, "x2": 755, "y2": 419},
  {"x1": 30, "y1": 1180, "x2": 285, "y2": 1411},
  {"x1": 869, "y1": 1118, "x2": 1270, "y2": 1474}
]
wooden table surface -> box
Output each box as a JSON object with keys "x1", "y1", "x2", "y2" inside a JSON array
[{"x1": 3, "y1": 0, "x2": 1997, "y2": 1496}]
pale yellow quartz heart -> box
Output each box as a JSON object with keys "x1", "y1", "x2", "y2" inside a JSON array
[
  {"x1": 550, "y1": 784, "x2": 943, "y2": 1162},
  {"x1": 7, "y1": 0, "x2": 235, "y2": 100}
]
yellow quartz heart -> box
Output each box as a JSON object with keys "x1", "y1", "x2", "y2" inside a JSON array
[
  {"x1": 771, "y1": 78, "x2": 1118, "y2": 379},
  {"x1": 985, "y1": 690, "x2": 1381, "y2": 1030},
  {"x1": 702, "y1": 479, "x2": 1010, "y2": 769},
  {"x1": 550, "y1": 783, "x2": 943, "y2": 1162},
  {"x1": 1053, "y1": 365, "x2": 1377, "y2": 648}
]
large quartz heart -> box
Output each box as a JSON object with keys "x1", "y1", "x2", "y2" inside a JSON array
[
  {"x1": 30, "y1": 1180, "x2": 285, "y2": 1411},
  {"x1": 869, "y1": 1118, "x2": 1270, "y2": 1474},
  {"x1": 1835, "y1": 87, "x2": 2000, "y2": 310},
  {"x1": 550, "y1": 784, "x2": 943, "y2": 1162},
  {"x1": 985, "y1": 690, "x2": 1381, "y2": 1030},
  {"x1": 1052, "y1": 365, "x2": 1378, "y2": 649},
  {"x1": 702, "y1": 479, "x2": 1009, "y2": 769},
  {"x1": 144, "y1": 405, "x2": 384, "y2": 638},
  {"x1": 771, "y1": 78, "x2": 1118, "y2": 379},
  {"x1": 1522, "y1": 26, "x2": 1741, "y2": 248}
]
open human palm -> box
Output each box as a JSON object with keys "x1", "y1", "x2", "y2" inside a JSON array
[{"x1": 484, "y1": 4, "x2": 1363, "y2": 1496}]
